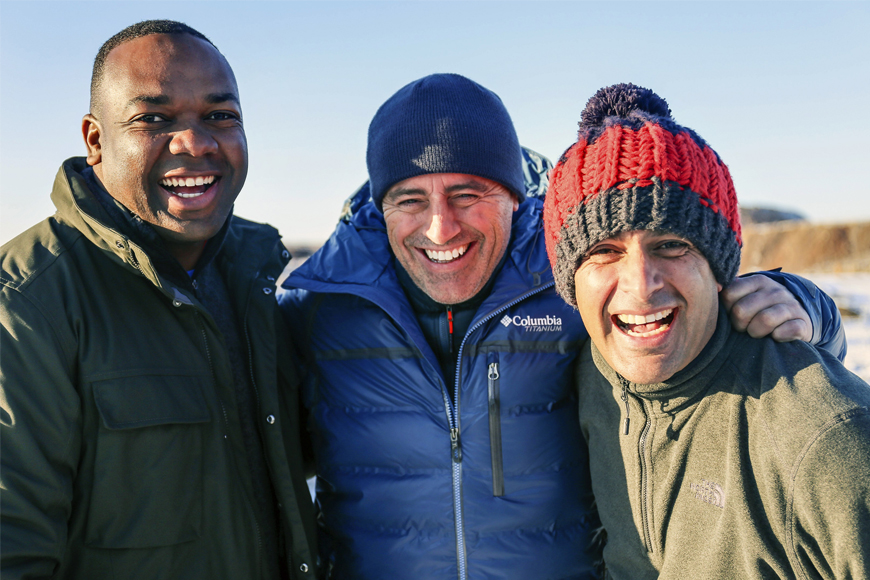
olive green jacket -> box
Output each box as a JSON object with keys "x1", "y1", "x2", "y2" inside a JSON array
[
  {"x1": 0, "y1": 158, "x2": 317, "y2": 579},
  {"x1": 578, "y1": 307, "x2": 870, "y2": 579}
]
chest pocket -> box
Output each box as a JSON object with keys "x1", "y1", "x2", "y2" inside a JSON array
[{"x1": 86, "y1": 373, "x2": 211, "y2": 549}]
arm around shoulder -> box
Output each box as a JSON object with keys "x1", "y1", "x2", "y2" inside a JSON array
[{"x1": 730, "y1": 270, "x2": 846, "y2": 361}]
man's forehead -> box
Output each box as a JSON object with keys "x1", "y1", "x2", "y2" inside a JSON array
[
  {"x1": 385, "y1": 173, "x2": 507, "y2": 198},
  {"x1": 103, "y1": 33, "x2": 233, "y2": 85},
  {"x1": 99, "y1": 33, "x2": 237, "y2": 107}
]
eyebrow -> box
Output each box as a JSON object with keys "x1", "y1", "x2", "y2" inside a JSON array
[
  {"x1": 384, "y1": 179, "x2": 490, "y2": 201},
  {"x1": 125, "y1": 92, "x2": 240, "y2": 108}
]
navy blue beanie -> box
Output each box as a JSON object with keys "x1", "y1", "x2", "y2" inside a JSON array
[{"x1": 367, "y1": 74, "x2": 526, "y2": 212}]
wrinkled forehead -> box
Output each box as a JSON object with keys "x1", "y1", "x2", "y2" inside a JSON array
[
  {"x1": 97, "y1": 33, "x2": 238, "y2": 110},
  {"x1": 383, "y1": 172, "x2": 518, "y2": 203}
]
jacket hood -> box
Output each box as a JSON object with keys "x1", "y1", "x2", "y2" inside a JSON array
[{"x1": 283, "y1": 147, "x2": 554, "y2": 317}]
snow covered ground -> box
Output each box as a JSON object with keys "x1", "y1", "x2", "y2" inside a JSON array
[{"x1": 804, "y1": 272, "x2": 870, "y2": 382}]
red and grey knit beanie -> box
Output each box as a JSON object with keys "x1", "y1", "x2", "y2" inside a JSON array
[{"x1": 543, "y1": 83, "x2": 742, "y2": 307}]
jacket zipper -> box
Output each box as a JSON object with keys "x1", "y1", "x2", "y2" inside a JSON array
[
  {"x1": 443, "y1": 282, "x2": 553, "y2": 580},
  {"x1": 638, "y1": 398, "x2": 653, "y2": 553},
  {"x1": 198, "y1": 298, "x2": 266, "y2": 571},
  {"x1": 447, "y1": 305, "x2": 454, "y2": 355},
  {"x1": 620, "y1": 376, "x2": 653, "y2": 553},
  {"x1": 487, "y1": 356, "x2": 504, "y2": 497},
  {"x1": 242, "y1": 280, "x2": 268, "y2": 573},
  {"x1": 197, "y1": 314, "x2": 230, "y2": 433}
]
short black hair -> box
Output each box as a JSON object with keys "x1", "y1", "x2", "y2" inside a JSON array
[{"x1": 90, "y1": 20, "x2": 217, "y2": 113}]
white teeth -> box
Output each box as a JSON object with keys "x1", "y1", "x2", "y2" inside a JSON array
[
  {"x1": 617, "y1": 309, "x2": 673, "y2": 326},
  {"x1": 425, "y1": 245, "x2": 468, "y2": 263},
  {"x1": 175, "y1": 191, "x2": 204, "y2": 198},
  {"x1": 160, "y1": 175, "x2": 216, "y2": 188}
]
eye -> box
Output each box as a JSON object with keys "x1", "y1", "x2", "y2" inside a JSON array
[
  {"x1": 582, "y1": 245, "x2": 621, "y2": 264},
  {"x1": 395, "y1": 197, "x2": 425, "y2": 210},
  {"x1": 135, "y1": 113, "x2": 169, "y2": 124},
  {"x1": 657, "y1": 239, "x2": 691, "y2": 257},
  {"x1": 207, "y1": 111, "x2": 241, "y2": 122},
  {"x1": 450, "y1": 192, "x2": 481, "y2": 207}
]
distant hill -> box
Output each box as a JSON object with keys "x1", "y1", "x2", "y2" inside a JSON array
[
  {"x1": 740, "y1": 221, "x2": 870, "y2": 274},
  {"x1": 739, "y1": 206, "x2": 805, "y2": 225}
]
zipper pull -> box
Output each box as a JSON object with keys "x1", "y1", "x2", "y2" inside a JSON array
[
  {"x1": 447, "y1": 305, "x2": 454, "y2": 355},
  {"x1": 488, "y1": 362, "x2": 499, "y2": 382},
  {"x1": 620, "y1": 378, "x2": 631, "y2": 436},
  {"x1": 450, "y1": 427, "x2": 462, "y2": 463}
]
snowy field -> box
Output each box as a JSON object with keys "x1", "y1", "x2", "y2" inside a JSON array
[{"x1": 804, "y1": 272, "x2": 870, "y2": 382}]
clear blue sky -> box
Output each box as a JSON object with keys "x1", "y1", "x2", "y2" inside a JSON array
[{"x1": 1, "y1": 1, "x2": 868, "y2": 246}]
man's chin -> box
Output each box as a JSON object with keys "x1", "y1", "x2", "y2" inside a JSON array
[{"x1": 609, "y1": 352, "x2": 680, "y2": 385}]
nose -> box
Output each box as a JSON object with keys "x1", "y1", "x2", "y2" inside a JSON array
[
  {"x1": 619, "y1": 247, "x2": 664, "y2": 301},
  {"x1": 168, "y1": 123, "x2": 219, "y2": 157},
  {"x1": 424, "y1": 197, "x2": 461, "y2": 245}
]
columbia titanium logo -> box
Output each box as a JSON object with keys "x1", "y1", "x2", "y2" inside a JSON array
[
  {"x1": 689, "y1": 478, "x2": 725, "y2": 509},
  {"x1": 499, "y1": 314, "x2": 562, "y2": 332}
]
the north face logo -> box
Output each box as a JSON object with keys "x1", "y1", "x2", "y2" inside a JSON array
[
  {"x1": 499, "y1": 314, "x2": 562, "y2": 332},
  {"x1": 689, "y1": 478, "x2": 725, "y2": 509}
]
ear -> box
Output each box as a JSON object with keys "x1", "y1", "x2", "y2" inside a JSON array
[{"x1": 82, "y1": 114, "x2": 102, "y2": 166}]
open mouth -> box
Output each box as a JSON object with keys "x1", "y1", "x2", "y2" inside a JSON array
[
  {"x1": 160, "y1": 175, "x2": 217, "y2": 199},
  {"x1": 423, "y1": 244, "x2": 468, "y2": 264},
  {"x1": 613, "y1": 308, "x2": 676, "y2": 337}
]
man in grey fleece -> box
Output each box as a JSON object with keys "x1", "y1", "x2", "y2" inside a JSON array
[{"x1": 543, "y1": 83, "x2": 870, "y2": 579}]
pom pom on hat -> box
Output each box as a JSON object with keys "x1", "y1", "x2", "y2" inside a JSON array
[{"x1": 543, "y1": 83, "x2": 742, "y2": 307}]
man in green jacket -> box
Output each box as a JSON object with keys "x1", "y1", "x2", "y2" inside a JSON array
[
  {"x1": 0, "y1": 20, "x2": 317, "y2": 579},
  {"x1": 543, "y1": 83, "x2": 870, "y2": 579}
]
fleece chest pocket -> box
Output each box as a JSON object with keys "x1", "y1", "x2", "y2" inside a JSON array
[{"x1": 85, "y1": 373, "x2": 211, "y2": 549}]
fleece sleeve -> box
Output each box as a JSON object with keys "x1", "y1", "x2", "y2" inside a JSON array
[
  {"x1": 789, "y1": 408, "x2": 870, "y2": 579},
  {"x1": 746, "y1": 270, "x2": 847, "y2": 362},
  {"x1": 0, "y1": 287, "x2": 81, "y2": 579}
]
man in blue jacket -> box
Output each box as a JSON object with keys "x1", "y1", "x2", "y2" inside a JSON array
[{"x1": 278, "y1": 73, "x2": 844, "y2": 579}]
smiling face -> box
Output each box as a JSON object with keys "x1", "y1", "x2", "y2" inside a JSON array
[
  {"x1": 83, "y1": 33, "x2": 247, "y2": 268},
  {"x1": 382, "y1": 173, "x2": 518, "y2": 304},
  {"x1": 574, "y1": 230, "x2": 722, "y2": 384}
]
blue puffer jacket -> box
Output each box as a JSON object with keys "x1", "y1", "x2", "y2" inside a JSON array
[
  {"x1": 280, "y1": 151, "x2": 601, "y2": 579},
  {"x1": 279, "y1": 150, "x2": 846, "y2": 580}
]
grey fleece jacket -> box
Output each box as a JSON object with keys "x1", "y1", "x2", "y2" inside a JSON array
[{"x1": 578, "y1": 305, "x2": 870, "y2": 579}]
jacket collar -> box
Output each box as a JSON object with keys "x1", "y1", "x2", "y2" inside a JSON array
[
  {"x1": 80, "y1": 165, "x2": 229, "y2": 291},
  {"x1": 590, "y1": 303, "x2": 736, "y2": 412},
  {"x1": 51, "y1": 158, "x2": 280, "y2": 297}
]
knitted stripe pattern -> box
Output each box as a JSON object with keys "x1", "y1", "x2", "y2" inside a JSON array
[
  {"x1": 543, "y1": 87, "x2": 742, "y2": 307},
  {"x1": 366, "y1": 73, "x2": 525, "y2": 211}
]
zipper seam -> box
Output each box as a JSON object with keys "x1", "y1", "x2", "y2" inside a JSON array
[
  {"x1": 197, "y1": 308, "x2": 264, "y2": 570},
  {"x1": 446, "y1": 281, "x2": 554, "y2": 580},
  {"x1": 488, "y1": 360, "x2": 504, "y2": 497},
  {"x1": 242, "y1": 280, "x2": 270, "y2": 573},
  {"x1": 639, "y1": 397, "x2": 653, "y2": 553}
]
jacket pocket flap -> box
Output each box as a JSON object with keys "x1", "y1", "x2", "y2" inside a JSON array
[{"x1": 93, "y1": 374, "x2": 211, "y2": 430}]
